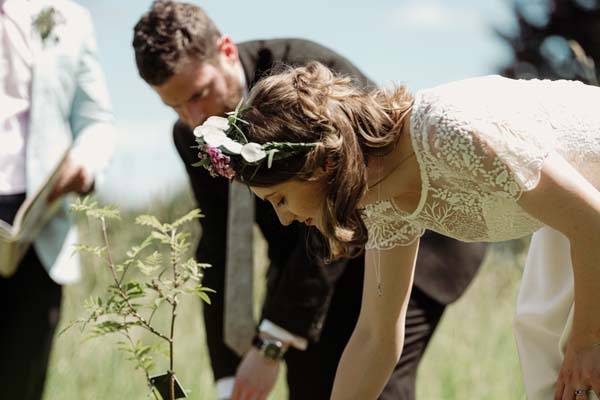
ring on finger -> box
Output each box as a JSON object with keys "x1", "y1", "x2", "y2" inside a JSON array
[{"x1": 575, "y1": 388, "x2": 588, "y2": 397}]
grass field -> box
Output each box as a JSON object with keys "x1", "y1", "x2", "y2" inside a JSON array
[{"x1": 42, "y1": 192, "x2": 528, "y2": 400}]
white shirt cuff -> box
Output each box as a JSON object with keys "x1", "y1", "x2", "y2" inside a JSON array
[
  {"x1": 259, "y1": 320, "x2": 308, "y2": 350},
  {"x1": 216, "y1": 376, "x2": 235, "y2": 400}
]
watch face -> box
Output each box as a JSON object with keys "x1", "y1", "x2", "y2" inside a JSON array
[{"x1": 264, "y1": 342, "x2": 283, "y2": 359}]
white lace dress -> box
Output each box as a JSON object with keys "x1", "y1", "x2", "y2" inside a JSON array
[{"x1": 362, "y1": 75, "x2": 600, "y2": 400}]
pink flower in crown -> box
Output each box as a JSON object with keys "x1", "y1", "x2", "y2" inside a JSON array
[{"x1": 204, "y1": 145, "x2": 236, "y2": 179}]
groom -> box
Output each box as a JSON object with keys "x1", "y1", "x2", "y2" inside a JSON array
[{"x1": 133, "y1": 2, "x2": 486, "y2": 399}]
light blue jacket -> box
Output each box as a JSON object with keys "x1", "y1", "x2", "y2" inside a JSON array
[{"x1": 26, "y1": 0, "x2": 115, "y2": 283}]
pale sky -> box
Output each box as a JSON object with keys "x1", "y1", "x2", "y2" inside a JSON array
[{"x1": 74, "y1": 0, "x2": 516, "y2": 208}]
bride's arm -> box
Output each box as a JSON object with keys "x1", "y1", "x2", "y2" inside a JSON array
[
  {"x1": 330, "y1": 239, "x2": 419, "y2": 400},
  {"x1": 517, "y1": 152, "x2": 600, "y2": 397}
]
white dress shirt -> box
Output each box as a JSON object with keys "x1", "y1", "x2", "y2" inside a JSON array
[{"x1": 0, "y1": 0, "x2": 33, "y2": 195}]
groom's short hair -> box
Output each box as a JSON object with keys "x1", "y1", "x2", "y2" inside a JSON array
[{"x1": 133, "y1": 0, "x2": 221, "y2": 86}]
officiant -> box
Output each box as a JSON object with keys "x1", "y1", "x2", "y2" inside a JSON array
[
  {"x1": 0, "y1": 1, "x2": 115, "y2": 399},
  {"x1": 133, "y1": 2, "x2": 486, "y2": 399}
]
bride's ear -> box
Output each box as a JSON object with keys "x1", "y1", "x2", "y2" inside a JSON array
[{"x1": 311, "y1": 159, "x2": 334, "y2": 180}]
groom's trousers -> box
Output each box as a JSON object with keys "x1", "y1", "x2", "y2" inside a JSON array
[
  {"x1": 0, "y1": 194, "x2": 62, "y2": 400},
  {"x1": 283, "y1": 257, "x2": 445, "y2": 400}
]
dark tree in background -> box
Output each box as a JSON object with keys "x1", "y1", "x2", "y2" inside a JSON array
[{"x1": 500, "y1": 0, "x2": 600, "y2": 84}]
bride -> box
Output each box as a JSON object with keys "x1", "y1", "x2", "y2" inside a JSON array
[{"x1": 194, "y1": 62, "x2": 600, "y2": 400}]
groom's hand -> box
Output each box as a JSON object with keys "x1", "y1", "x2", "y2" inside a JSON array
[
  {"x1": 48, "y1": 155, "x2": 93, "y2": 202},
  {"x1": 231, "y1": 348, "x2": 280, "y2": 400}
]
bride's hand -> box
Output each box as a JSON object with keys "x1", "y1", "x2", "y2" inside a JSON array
[{"x1": 554, "y1": 338, "x2": 600, "y2": 400}]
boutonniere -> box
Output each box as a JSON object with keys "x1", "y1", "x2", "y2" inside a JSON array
[{"x1": 32, "y1": 6, "x2": 65, "y2": 45}]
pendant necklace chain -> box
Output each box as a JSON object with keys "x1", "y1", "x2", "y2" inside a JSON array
[
  {"x1": 372, "y1": 150, "x2": 414, "y2": 297},
  {"x1": 368, "y1": 151, "x2": 414, "y2": 190},
  {"x1": 372, "y1": 107, "x2": 414, "y2": 296},
  {"x1": 376, "y1": 157, "x2": 383, "y2": 297}
]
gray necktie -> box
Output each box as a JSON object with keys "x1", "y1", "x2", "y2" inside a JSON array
[{"x1": 224, "y1": 180, "x2": 256, "y2": 356}]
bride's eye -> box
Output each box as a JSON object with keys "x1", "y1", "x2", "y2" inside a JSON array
[{"x1": 277, "y1": 197, "x2": 286, "y2": 207}]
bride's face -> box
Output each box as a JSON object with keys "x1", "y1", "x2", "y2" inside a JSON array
[{"x1": 252, "y1": 178, "x2": 328, "y2": 230}]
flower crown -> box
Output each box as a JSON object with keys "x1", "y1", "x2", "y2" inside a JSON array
[{"x1": 193, "y1": 102, "x2": 318, "y2": 180}]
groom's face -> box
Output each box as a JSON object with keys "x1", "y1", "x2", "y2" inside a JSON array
[{"x1": 153, "y1": 53, "x2": 243, "y2": 128}]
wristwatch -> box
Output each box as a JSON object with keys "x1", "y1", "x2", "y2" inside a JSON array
[{"x1": 251, "y1": 335, "x2": 287, "y2": 360}]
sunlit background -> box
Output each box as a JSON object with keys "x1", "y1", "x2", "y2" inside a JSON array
[
  {"x1": 76, "y1": 0, "x2": 516, "y2": 208},
  {"x1": 41, "y1": 1, "x2": 600, "y2": 399}
]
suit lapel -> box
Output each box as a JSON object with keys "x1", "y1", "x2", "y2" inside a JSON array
[
  {"x1": 237, "y1": 41, "x2": 257, "y2": 90},
  {"x1": 26, "y1": 1, "x2": 73, "y2": 193},
  {"x1": 238, "y1": 40, "x2": 275, "y2": 90}
]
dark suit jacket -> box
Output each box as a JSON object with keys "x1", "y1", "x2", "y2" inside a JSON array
[{"x1": 173, "y1": 38, "x2": 486, "y2": 341}]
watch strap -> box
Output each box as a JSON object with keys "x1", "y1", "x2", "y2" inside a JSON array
[{"x1": 251, "y1": 335, "x2": 287, "y2": 360}]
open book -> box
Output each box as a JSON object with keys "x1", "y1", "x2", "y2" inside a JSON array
[{"x1": 0, "y1": 149, "x2": 70, "y2": 277}]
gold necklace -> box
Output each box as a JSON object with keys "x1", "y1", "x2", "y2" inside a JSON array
[{"x1": 367, "y1": 151, "x2": 415, "y2": 190}]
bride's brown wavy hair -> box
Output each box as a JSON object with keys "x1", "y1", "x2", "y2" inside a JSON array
[{"x1": 237, "y1": 62, "x2": 413, "y2": 260}]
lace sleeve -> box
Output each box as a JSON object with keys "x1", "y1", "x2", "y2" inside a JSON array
[
  {"x1": 422, "y1": 100, "x2": 551, "y2": 201},
  {"x1": 361, "y1": 201, "x2": 424, "y2": 250}
]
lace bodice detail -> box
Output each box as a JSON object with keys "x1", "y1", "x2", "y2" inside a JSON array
[
  {"x1": 364, "y1": 75, "x2": 600, "y2": 250},
  {"x1": 362, "y1": 201, "x2": 424, "y2": 249}
]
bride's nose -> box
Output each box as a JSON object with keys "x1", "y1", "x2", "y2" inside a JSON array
[{"x1": 274, "y1": 208, "x2": 295, "y2": 226}]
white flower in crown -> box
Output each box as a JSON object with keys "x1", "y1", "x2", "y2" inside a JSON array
[
  {"x1": 193, "y1": 116, "x2": 268, "y2": 163},
  {"x1": 194, "y1": 117, "x2": 241, "y2": 153},
  {"x1": 203, "y1": 116, "x2": 229, "y2": 131},
  {"x1": 240, "y1": 142, "x2": 267, "y2": 163}
]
